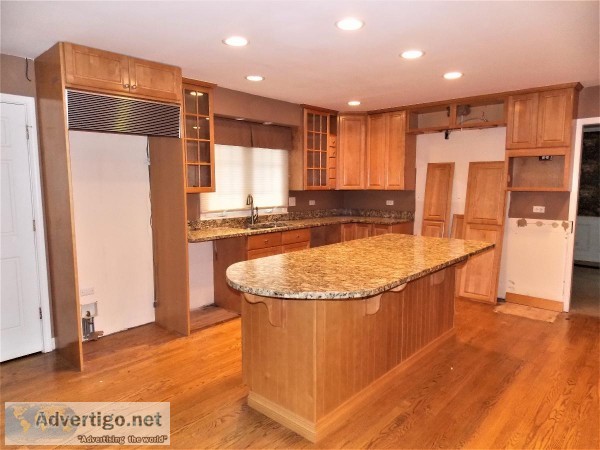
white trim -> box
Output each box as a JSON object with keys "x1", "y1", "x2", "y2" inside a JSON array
[
  {"x1": 0, "y1": 93, "x2": 54, "y2": 353},
  {"x1": 563, "y1": 117, "x2": 600, "y2": 312}
]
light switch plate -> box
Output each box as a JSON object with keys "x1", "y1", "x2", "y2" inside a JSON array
[
  {"x1": 533, "y1": 206, "x2": 545, "y2": 213},
  {"x1": 309, "y1": 200, "x2": 316, "y2": 206},
  {"x1": 288, "y1": 196, "x2": 296, "y2": 207},
  {"x1": 386, "y1": 200, "x2": 394, "y2": 206}
]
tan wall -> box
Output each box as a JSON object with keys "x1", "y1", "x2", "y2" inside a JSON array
[
  {"x1": 343, "y1": 190, "x2": 415, "y2": 211},
  {"x1": 1, "y1": 54, "x2": 36, "y2": 97},
  {"x1": 508, "y1": 192, "x2": 570, "y2": 220},
  {"x1": 577, "y1": 85, "x2": 600, "y2": 119},
  {"x1": 288, "y1": 190, "x2": 343, "y2": 211}
]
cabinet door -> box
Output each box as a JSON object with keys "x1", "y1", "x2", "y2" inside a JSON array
[
  {"x1": 366, "y1": 114, "x2": 387, "y2": 189},
  {"x1": 282, "y1": 228, "x2": 311, "y2": 245},
  {"x1": 421, "y1": 220, "x2": 445, "y2": 238},
  {"x1": 537, "y1": 88, "x2": 574, "y2": 148},
  {"x1": 391, "y1": 222, "x2": 414, "y2": 235},
  {"x1": 457, "y1": 224, "x2": 503, "y2": 304},
  {"x1": 337, "y1": 115, "x2": 366, "y2": 189},
  {"x1": 310, "y1": 224, "x2": 341, "y2": 247},
  {"x1": 63, "y1": 43, "x2": 130, "y2": 94},
  {"x1": 422, "y1": 163, "x2": 454, "y2": 236},
  {"x1": 213, "y1": 237, "x2": 246, "y2": 314},
  {"x1": 355, "y1": 223, "x2": 372, "y2": 239},
  {"x1": 247, "y1": 246, "x2": 282, "y2": 260},
  {"x1": 464, "y1": 162, "x2": 505, "y2": 226},
  {"x1": 282, "y1": 241, "x2": 310, "y2": 253},
  {"x1": 506, "y1": 93, "x2": 539, "y2": 149},
  {"x1": 128, "y1": 57, "x2": 182, "y2": 102},
  {"x1": 341, "y1": 223, "x2": 356, "y2": 242},
  {"x1": 372, "y1": 224, "x2": 392, "y2": 236},
  {"x1": 386, "y1": 111, "x2": 408, "y2": 190}
]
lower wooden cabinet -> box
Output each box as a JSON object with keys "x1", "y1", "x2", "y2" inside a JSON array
[
  {"x1": 310, "y1": 224, "x2": 342, "y2": 247},
  {"x1": 422, "y1": 220, "x2": 445, "y2": 238},
  {"x1": 213, "y1": 237, "x2": 246, "y2": 314},
  {"x1": 342, "y1": 221, "x2": 414, "y2": 241}
]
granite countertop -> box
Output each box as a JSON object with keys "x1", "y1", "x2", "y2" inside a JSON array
[
  {"x1": 226, "y1": 234, "x2": 493, "y2": 300},
  {"x1": 188, "y1": 216, "x2": 412, "y2": 243}
]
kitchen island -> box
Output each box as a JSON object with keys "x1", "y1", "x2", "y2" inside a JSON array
[{"x1": 226, "y1": 234, "x2": 493, "y2": 442}]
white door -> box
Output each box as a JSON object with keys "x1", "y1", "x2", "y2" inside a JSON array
[{"x1": 1, "y1": 102, "x2": 44, "y2": 361}]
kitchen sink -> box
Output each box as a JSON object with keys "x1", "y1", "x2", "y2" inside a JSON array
[{"x1": 245, "y1": 222, "x2": 289, "y2": 230}]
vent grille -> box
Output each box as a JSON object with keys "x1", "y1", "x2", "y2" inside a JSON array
[{"x1": 67, "y1": 90, "x2": 180, "y2": 137}]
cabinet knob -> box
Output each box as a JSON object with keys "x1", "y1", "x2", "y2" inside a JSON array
[
  {"x1": 132, "y1": 85, "x2": 137, "y2": 89},
  {"x1": 264, "y1": 239, "x2": 268, "y2": 244},
  {"x1": 123, "y1": 83, "x2": 130, "y2": 88}
]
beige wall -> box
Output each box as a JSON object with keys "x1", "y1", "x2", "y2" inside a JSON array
[
  {"x1": 578, "y1": 85, "x2": 600, "y2": 119},
  {"x1": 1, "y1": 54, "x2": 36, "y2": 97}
]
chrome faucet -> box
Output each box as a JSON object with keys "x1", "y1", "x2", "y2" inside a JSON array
[{"x1": 246, "y1": 194, "x2": 259, "y2": 225}]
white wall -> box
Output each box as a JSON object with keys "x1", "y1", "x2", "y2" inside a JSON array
[
  {"x1": 70, "y1": 131, "x2": 155, "y2": 336},
  {"x1": 188, "y1": 242, "x2": 214, "y2": 309},
  {"x1": 415, "y1": 127, "x2": 509, "y2": 297}
]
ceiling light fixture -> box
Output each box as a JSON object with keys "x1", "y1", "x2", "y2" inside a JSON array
[
  {"x1": 246, "y1": 75, "x2": 264, "y2": 82},
  {"x1": 336, "y1": 17, "x2": 364, "y2": 31},
  {"x1": 348, "y1": 100, "x2": 361, "y2": 106},
  {"x1": 443, "y1": 71, "x2": 463, "y2": 80},
  {"x1": 401, "y1": 49, "x2": 424, "y2": 59},
  {"x1": 223, "y1": 36, "x2": 248, "y2": 47}
]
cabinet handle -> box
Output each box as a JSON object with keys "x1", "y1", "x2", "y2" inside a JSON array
[
  {"x1": 132, "y1": 85, "x2": 137, "y2": 89},
  {"x1": 123, "y1": 83, "x2": 130, "y2": 88},
  {"x1": 264, "y1": 239, "x2": 268, "y2": 244}
]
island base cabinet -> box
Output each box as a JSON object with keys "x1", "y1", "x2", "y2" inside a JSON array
[{"x1": 241, "y1": 266, "x2": 456, "y2": 442}]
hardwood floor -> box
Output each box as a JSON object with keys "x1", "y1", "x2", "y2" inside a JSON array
[
  {"x1": 1, "y1": 299, "x2": 598, "y2": 449},
  {"x1": 190, "y1": 304, "x2": 240, "y2": 332}
]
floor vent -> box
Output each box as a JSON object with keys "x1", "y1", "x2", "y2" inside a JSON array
[{"x1": 67, "y1": 90, "x2": 180, "y2": 137}]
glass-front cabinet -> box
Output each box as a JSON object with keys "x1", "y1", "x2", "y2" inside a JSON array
[
  {"x1": 304, "y1": 108, "x2": 336, "y2": 190},
  {"x1": 183, "y1": 81, "x2": 215, "y2": 192}
]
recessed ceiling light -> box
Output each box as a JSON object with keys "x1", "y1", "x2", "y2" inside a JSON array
[
  {"x1": 401, "y1": 49, "x2": 424, "y2": 59},
  {"x1": 348, "y1": 100, "x2": 361, "y2": 106},
  {"x1": 443, "y1": 71, "x2": 463, "y2": 80},
  {"x1": 235, "y1": 118, "x2": 245, "y2": 121},
  {"x1": 246, "y1": 75, "x2": 264, "y2": 82},
  {"x1": 223, "y1": 36, "x2": 248, "y2": 47},
  {"x1": 336, "y1": 17, "x2": 364, "y2": 31},
  {"x1": 263, "y1": 121, "x2": 273, "y2": 125}
]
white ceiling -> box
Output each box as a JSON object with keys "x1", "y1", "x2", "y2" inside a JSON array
[{"x1": 1, "y1": 1, "x2": 598, "y2": 111}]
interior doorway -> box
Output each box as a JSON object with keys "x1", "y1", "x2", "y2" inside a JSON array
[{"x1": 570, "y1": 124, "x2": 600, "y2": 316}]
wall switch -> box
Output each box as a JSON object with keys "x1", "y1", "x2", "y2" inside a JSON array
[
  {"x1": 386, "y1": 200, "x2": 394, "y2": 206},
  {"x1": 80, "y1": 287, "x2": 95, "y2": 296},
  {"x1": 533, "y1": 206, "x2": 545, "y2": 213},
  {"x1": 309, "y1": 200, "x2": 316, "y2": 206},
  {"x1": 288, "y1": 196, "x2": 296, "y2": 207}
]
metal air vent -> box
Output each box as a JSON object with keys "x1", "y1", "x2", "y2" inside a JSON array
[{"x1": 67, "y1": 90, "x2": 180, "y2": 137}]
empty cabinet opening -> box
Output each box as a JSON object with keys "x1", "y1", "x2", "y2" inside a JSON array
[{"x1": 507, "y1": 155, "x2": 566, "y2": 190}]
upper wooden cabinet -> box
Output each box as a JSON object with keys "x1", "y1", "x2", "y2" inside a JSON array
[
  {"x1": 506, "y1": 87, "x2": 577, "y2": 149},
  {"x1": 62, "y1": 43, "x2": 182, "y2": 103},
  {"x1": 304, "y1": 109, "x2": 337, "y2": 190},
  {"x1": 337, "y1": 114, "x2": 367, "y2": 189}
]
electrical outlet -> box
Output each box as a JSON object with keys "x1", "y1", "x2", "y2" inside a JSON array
[
  {"x1": 309, "y1": 200, "x2": 316, "y2": 206},
  {"x1": 533, "y1": 206, "x2": 545, "y2": 213},
  {"x1": 288, "y1": 196, "x2": 296, "y2": 207},
  {"x1": 80, "y1": 287, "x2": 95, "y2": 296},
  {"x1": 386, "y1": 200, "x2": 394, "y2": 206}
]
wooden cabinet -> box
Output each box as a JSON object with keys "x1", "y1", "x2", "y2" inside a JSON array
[
  {"x1": 366, "y1": 111, "x2": 415, "y2": 190},
  {"x1": 310, "y1": 224, "x2": 342, "y2": 248},
  {"x1": 506, "y1": 93, "x2": 539, "y2": 149},
  {"x1": 355, "y1": 223, "x2": 372, "y2": 239},
  {"x1": 182, "y1": 80, "x2": 215, "y2": 192},
  {"x1": 337, "y1": 114, "x2": 367, "y2": 189},
  {"x1": 304, "y1": 109, "x2": 337, "y2": 190},
  {"x1": 342, "y1": 221, "x2": 414, "y2": 241},
  {"x1": 247, "y1": 229, "x2": 310, "y2": 259},
  {"x1": 341, "y1": 223, "x2": 357, "y2": 241},
  {"x1": 421, "y1": 162, "x2": 454, "y2": 237},
  {"x1": 62, "y1": 43, "x2": 182, "y2": 103},
  {"x1": 213, "y1": 237, "x2": 246, "y2": 314},
  {"x1": 457, "y1": 162, "x2": 506, "y2": 304}
]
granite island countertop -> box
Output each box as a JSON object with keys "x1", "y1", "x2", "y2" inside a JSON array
[
  {"x1": 188, "y1": 216, "x2": 412, "y2": 243},
  {"x1": 226, "y1": 234, "x2": 493, "y2": 299}
]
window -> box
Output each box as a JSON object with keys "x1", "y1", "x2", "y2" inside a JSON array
[{"x1": 200, "y1": 145, "x2": 288, "y2": 215}]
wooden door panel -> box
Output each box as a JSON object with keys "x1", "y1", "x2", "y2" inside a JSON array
[
  {"x1": 422, "y1": 220, "x2": 445, "y2": 238},
  {"x1": 129, "y1": 58, "x2": 182, "y2": 102},
  {"x1": 282, "y1": 241, "x2": 310, "y2": 253},
  {"x1": 213, "y1": 237, "x2": 246, "y2": 314},
  {"x1": 386, "y1": 111, "x2": 407, "y2": 189},
  {"x1": 458, "y1": 224, "x2": 501, "y2": 303},
  {"x1": 372, "y1": 224, "x2": 392, "y2": 236},
  {"x1": 537, "y1": 89, "x2": 572, "y2": 148},
  {"x1": 337, "y1": 115, "x2": 366, "y2": 189},
  {"x1": 149, "y1": 137, "x2": 190, "y2": 336},
  {"x1": 464, "y1": 162, "x2": 505, "y2": 225},
  {"x1": 391, "y1": 221, "x2": 414, "y2": 235},
  {"x1": 506, "y1": 93, "x2": 538, "y2": 149},
  {"x1": 451, "y1": 214, "x2": 465, "y2": 239},
  {"x1": 63, "y1": 43, "x2": 130, "y2": 94},
  {"x1": 355, "y1": 223, "x2": 372, "y2": 239},
  {"x1": 366, "y1": 114, "x2": 387, "y2": 189},
  {"x1": 247, "y1": 246, "x2": 281, "y2": 260},
  {"x1": 341, "y1": 223, "x2": 356, "y2": 241}
]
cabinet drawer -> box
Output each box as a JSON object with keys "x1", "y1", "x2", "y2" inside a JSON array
[
  {"x1": 282, "y1": 242, "x2": 310, "y2": 254},
  {"x1": 247, "y1": 232, "x2": 282, "y2": 251},
  {"x1": 247, "y1": 246, "x2": 281, "y2": 260},
  {"x1": 281, "y1": 228, "x2": 310, "y2": 245}
]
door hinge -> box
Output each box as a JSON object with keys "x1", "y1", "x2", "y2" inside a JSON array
[
  {"x1": 39, "y1": 307, "x2": 42, "y2": 320},
  {"x1": 33, "y1": 219, "x2": 36, "y2": 232},
  {"x1": 25, "y1": 126, "x2": 30, "y2": 141}
]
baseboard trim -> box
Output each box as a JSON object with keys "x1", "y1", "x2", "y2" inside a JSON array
[
  {"x1": 247, "y1": 327, "x2": 456, "y2": 442},
  {"x1": 505, "y1": 292, "x2": 563, "y2": 312}
]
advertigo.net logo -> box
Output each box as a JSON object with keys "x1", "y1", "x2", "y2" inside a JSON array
[{"x1": 5, "y1": 402, "x2": 170, "y2": 446}]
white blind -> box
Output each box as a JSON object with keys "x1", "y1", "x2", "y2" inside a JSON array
[{"x1": 200, "y1": 145, "x2": 288, "y2": 213}]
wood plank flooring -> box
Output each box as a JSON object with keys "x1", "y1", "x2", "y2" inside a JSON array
[
  {"x1": 190, "y1": 304, "x2": 240, "y2": 332},
  {"x1": 1, "y1": 299, "x2": 598, "y2": 449}
]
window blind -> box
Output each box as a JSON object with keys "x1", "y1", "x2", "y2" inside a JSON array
[{"x1": 200, "y1": 145, "x2": 289, "y2": 213}]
